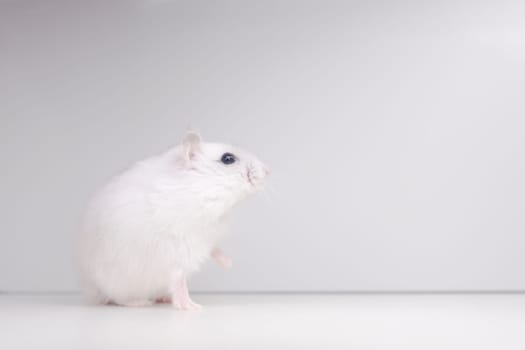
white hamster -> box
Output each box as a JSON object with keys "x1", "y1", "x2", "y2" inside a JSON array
[{"x1": 79, "y1": 131, "x2": 268, "y2": 309}]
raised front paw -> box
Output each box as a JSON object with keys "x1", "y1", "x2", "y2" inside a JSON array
[
  {"x1": 217, "y1": 254, "x2": 233, "y2": 269},
  {"x1": 211, "y1": 247, "x2": 233, "y2": 269}
]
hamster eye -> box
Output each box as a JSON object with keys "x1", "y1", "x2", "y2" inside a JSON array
[{"x1": 220, "y1": 153, "x2": 236, "y2": 165}]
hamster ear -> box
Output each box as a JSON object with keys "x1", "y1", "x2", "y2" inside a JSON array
[{"x1": 181, "y1": 131, "x2": 202, "y2": 162}]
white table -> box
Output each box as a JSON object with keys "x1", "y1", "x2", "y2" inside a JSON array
[{"x1": 1, "y1": 293, "x2": 524, "y2": 349}]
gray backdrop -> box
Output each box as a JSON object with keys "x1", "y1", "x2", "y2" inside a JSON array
[{"x1": 2, "y1": 0, "x2": 525, "y2": 292}]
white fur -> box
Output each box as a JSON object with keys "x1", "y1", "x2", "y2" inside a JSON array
[{"x1": 78, "y1": 132, "x2": 268, "y2": 305}]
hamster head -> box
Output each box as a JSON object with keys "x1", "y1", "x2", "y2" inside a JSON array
[{"x1": 171, "y1": 131, "x2": 269, "y2": 204}]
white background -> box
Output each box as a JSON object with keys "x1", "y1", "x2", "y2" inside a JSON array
[{"x1": 1, "y1": 0, "x2": 525, "y2": 292}]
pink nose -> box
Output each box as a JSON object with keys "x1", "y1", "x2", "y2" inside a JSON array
[{"x1": 263, "y1": 165, "x2": 270, "y2": 176}]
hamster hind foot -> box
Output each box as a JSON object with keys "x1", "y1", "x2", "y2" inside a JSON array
[{"x1": 171, "y1": 275, "x2": 201, "y2": 311}]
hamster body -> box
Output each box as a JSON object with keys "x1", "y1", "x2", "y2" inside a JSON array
[{"x1": 79, "y1": 132, "x2": 268, "y2": 309}]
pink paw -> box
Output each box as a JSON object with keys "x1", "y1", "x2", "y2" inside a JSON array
[
  {"x1": 172, "y1": 298, "x2": 202, "y2": 311},
  {"x1": 217, "y1": 255, "x2": 233, "y2": 269},
  {"x1": 211, "y1": 248, "x2": 233, "y2": 269}
]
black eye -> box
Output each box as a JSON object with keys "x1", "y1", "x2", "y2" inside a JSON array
[{"x1": 220, "y1": 153, "x2": 236, "y2": 165}]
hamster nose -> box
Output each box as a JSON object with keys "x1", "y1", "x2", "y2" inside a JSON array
[{"x1": 262, "y1": 165, "x2": 270, "y2": 176}]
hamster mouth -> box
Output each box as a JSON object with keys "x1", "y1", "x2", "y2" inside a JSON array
[{"x1": 246, "y1": 170, "x2": 256, "y2": 188}]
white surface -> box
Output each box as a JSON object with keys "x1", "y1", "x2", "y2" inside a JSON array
[
  {"x1": 2, "y1": 0, "x2": 525, "y2": 292},
  {"x1": 1, "y1": 293, "x2": 525, "y2": 349}
]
